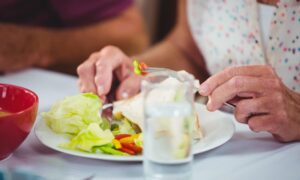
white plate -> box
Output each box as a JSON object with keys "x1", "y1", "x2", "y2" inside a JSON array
[{"x1": 35, "y1": 103, "x2": 235, "y2": 161}]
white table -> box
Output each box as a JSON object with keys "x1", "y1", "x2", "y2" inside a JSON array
[{"x1": 1, "y1": 68, "x2": 299, "y2": 180}]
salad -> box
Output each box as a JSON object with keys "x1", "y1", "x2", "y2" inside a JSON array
[
  {"x1": 41, "y1": 61, "x2": 203, "y2": 157},
  {"x1": 41, "y1": 93, "x2": 143, "y2": 156},
  {"x1": 133, "y1": 59, "x2": 148, "y2": 76}
]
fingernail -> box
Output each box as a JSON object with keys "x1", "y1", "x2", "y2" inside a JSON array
[
  {"x1": 121, "y1": 91, "x2": 129, "y2": 99},
  {"x1": 98, "y1": 85, "x2": 105, "y2": 95},
  {"x1": 199, "y1": 84, "x2": 209, "y2": 95},
  {"x1": 206, "y1": 98, "x2": 214, "y2": 111},
  {"x1": 100, "y1": 95, "x2": 106, "y2": 102},
  {"x1": 80, "y1": 88, "x2": 85, "y2": 93}
]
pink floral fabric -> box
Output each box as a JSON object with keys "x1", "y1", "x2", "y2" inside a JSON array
[{"x1": 188, "y1": 0, "x2": 300, "y2": 92}]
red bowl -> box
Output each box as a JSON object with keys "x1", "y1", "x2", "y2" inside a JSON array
[{"x1": 0, "y1": 83, "x2": 38, "y2": 160}]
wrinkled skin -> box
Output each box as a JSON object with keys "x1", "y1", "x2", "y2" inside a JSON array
[
  {"x1": 199, "y1": 65, "x2": 300, "y2": 142},
  {"x1": 77, "y1": 46, "x2": 141, "y2": 102}
]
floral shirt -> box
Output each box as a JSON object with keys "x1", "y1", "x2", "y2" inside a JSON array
[{"x1": 187, "y1": 0, "x2": 300, "y2": 92}]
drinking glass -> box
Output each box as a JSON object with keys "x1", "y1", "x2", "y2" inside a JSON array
[{"x1": 142, "y1": 72, "x2": 195, "y2": 180}]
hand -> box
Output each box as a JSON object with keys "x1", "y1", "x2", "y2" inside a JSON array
[
  {"x1": 199, "y1": 65, "x2": 300, "y2": 142},
  {"x1": 77, "y1": 45, "x2": 141, "y2": 101}
]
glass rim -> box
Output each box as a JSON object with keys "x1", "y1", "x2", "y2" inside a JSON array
[{"x1": 141, "y1": 72, "x2": 195, "y2": 90}]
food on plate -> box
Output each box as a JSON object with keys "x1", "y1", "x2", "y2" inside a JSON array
[
  {"x1": 42, "y1": 93, "x2": 143, "y2": 156},
  {"x1": 41, "y1": 68, "x2": 204, "y2": 156},
  {"x1": 114, "y1": 70, "x2": 204, "y2": 159},
  {"x1": 60, "y1": 122, "x2": 114, "y2": 152},
  {"x1": 42, "y1": 93, "x2": 102, "y2": 135},
  {"x1": 133, "y1": 59, "x2": 148, "y2": 75},
  {"x1": 113, "y1": 71, "x2": 204, "y2": 140}
]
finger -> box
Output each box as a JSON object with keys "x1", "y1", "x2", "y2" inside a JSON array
[
  {"x1": 115, "y1": 63, "x2": 134, "y2": 82},
  {"x1": 207, "y1": 76, "x2": 269, "y2": 111},
  {"x1": 248, "y1": 115, "x2": 275, "y2": 133},
  {"x1": 116, "y1": 75, "x2": 141, "y2": 100},
  {"x1": 94, "y1": 60, "x2": 114, "y2": 96},
  {"x1": 77, "y1": 53, "x2": 99, "y2": 94},
  {"x1": 93, "y1": 47, "x2": 132, "y2": 97},
  {"x1": 236, "y1": 92, "x2": 256, "y2": 98},
  {"x1": 98, "y1": 46, "x2": 126, "y2": 69},
  {"x1": 100, "y1": 95, "x2": 107, "y2": 103},
  {"x1": 199, "y1": 65, "x2": 276, "y2": 96},
  {"x1": 234, "y1": 97, "x2": 270, "y2": 124},
  {"x1": 272, "y1": 134, "x2": 293, "y2": 143},
  {"x1": 227, "y1": 96, "x2": 253, "y2": 106}
]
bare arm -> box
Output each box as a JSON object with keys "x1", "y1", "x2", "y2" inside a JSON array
[
  {"x1": 134, "y1": 0, "x2": 208, "y2": 82},
  {"x1": 78, "y1": 0, "x2": 208, "y2": 100},
  {"x1": 0, "y1": 5, "x2": 149, "y2": 74}
]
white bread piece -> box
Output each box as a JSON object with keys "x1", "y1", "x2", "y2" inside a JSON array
[
  {"x1": 113, "y1": 93, "x2": 144, "y2": 129},
  {"x1": 113, "y1": 73, "x2": 204, "y2": 139}
]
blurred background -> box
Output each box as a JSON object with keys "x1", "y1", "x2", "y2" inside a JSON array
[
  {"x1": 0, "y1": 0, "x2": 179, "y2": 75},
  {"x1": 135, "y1": 0, "x2": 177, "y2": 44}
]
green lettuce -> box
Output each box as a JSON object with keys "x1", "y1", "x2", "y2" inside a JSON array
[
  {"x1": 134, "y1": 133, "x2": 143, "y2": 148},
  {"x1": 111, "y1": 118, "x2": 137, "y2": 135},
  {"x1": 42, "y1": 93, "x2": 103, "y2": 135},
  {"x1": 61, "y1": 123, "x2": 114, "y2": 152},
  {"x1": 93, "y1": 145, "x2": 129, "y2": 156}
]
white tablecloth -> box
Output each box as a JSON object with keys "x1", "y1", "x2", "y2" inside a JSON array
[{"x1": 1, "y1": 68, "x2": 299, "y2": 180}]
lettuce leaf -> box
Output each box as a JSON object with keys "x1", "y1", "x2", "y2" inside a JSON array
[
  {"x1": 60, "y1": 123, "x2": 114, "y2": 152},
  {"x1": 134, "y1": 133, "x2": 143, "y2": 148},
  {"x1": 93, "y1": 145, "x2": 129, "y2": 156},
  {"x1": 111, "y1": 118, "x2": 137, "y2": 135},
  {"x1": 42, "y1": 93, "x2": 102, "y2": 135}
]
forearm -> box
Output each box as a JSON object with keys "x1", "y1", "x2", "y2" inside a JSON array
[
  {"x1": 134, "y1": 37, "x2": 208, "y2": 82},
  {"x1": 0, "y1": 24, "x2": 51, "y2": 72},
  {"x1": 49, "y1": 6, "x2": 149, "y2": 67},
  {"x1": 135, "y1": 39, "x2": 197, "y2": 73},
  {"x1": 132, "y1": 0, "x2": 208, "y2": 82},
  {"x1": 134, "y1": 39, "x2": 184, "y2": 69},
  {"x1": 0, "y1": 5, "x2": 149, "y2": 73}
]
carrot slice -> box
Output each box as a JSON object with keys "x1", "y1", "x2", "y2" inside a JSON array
[
  {"x1": 121, "y1": 142, "x2": 142, "y2": 154},
  {"x1": 120, "y1": 147, "x2": 135, "y2": 155},
  {"x1": 115, "y1": 134, "x2": 131, "y2": 140}
]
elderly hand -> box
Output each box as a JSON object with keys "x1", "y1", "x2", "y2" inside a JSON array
[
  {"x1": 199, "y1": 65, "x2": 300, "y2": 142},
  {"x1": 77, "y1": 46, "x2": 141, "y2": 101}
]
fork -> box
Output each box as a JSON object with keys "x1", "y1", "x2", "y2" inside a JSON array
[
  {"x1": 98, "y1": 67, "x2": 180, "y2": 117},
  {"x1": 98, "y1": 64, "x2": 236, "y2": 115},
  {"x1": 98, "y1": 103, "x2": 113, "y2": 117},
  {"x1": 142, "y1": 66, "x2": 236, "y2": 112},
  {"x1": 143, "y1": 67, "x2": 179, "y2": 78}
]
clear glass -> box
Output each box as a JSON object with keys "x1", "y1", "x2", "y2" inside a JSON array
[{"x1": 142, "y1": 72, "x2": 195, "y2": 180}]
